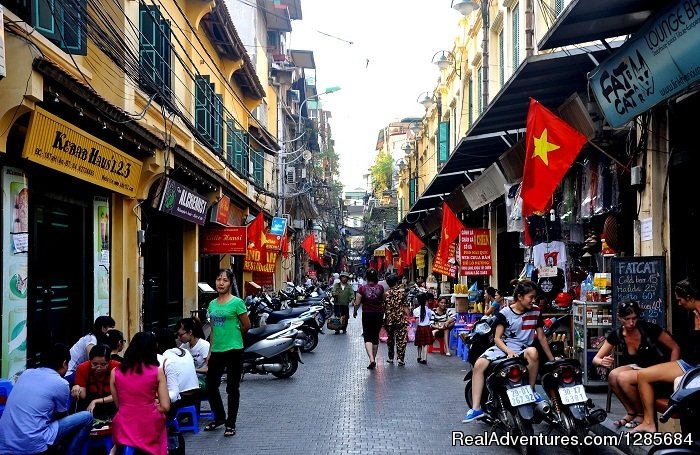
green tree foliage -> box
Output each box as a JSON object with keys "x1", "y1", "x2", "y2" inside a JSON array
[{"x1": 370, "y1": 150, "x2": 393, "y2": 195}]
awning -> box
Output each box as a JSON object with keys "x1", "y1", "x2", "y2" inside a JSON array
[
  {"x1": 405, "y1": 43, "x2": 617, "y2": 215},
  {"x1": 538, "y1": 0, "x2": 666, "y2": 51}
]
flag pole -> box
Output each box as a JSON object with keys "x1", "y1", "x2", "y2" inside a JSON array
[{"x1": 586, "y1": 140, "x2": 630, "y2": 172}]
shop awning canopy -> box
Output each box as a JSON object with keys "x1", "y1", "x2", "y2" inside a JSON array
[
  {"x1": 538, "y1": 0, "x2": 666, "y2": 51},
  {"x1": 405, "y1": 43, "x2": 618, "y2": 217}
]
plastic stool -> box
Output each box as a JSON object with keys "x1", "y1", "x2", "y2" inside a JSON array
[
  {"x1": 172, "y1": 405, "x2": 199, "y2": 434},
  {"x1": 456, "y1": 330, "x2": 470, "y2": 361},
  {"x1": 81, "y1": 434, "x2": 113, "y2": 455},
  {"x1": 428, "y1": 337, "x2": 445, "y2": 354},
  {"x1": 122, "y1": 447, "x2": 137, "y2": 455},
  {"x1": 449, "y1": 324, "x2": 467, "y2": 351},
  {"x1": 199, "y1": 396, "x2": 213, "y2": 419}
]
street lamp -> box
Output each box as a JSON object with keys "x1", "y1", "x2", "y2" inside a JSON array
[
  {"x1": 409, "y1": 121, "x2": 422, "y2": 135},
  {"x1": 296, "y1": 86, "x2": 342, "y2": 135},
  {"x1": 431, "y1": 50, "x2": 461, "y2": 77},
  {"x1": 417, "y1": 92, "x2": 435, "y2": 110},
  {"x1": 450, "y1": 0, "x2": 489, "y2": 109},
  {"x1": 451, "y1": 0, "x2": 479, "y2": 15}
]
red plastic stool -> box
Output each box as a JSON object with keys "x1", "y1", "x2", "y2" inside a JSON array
[{"x1": 428, "y1": 337, "x2": 445, "y2": 354}]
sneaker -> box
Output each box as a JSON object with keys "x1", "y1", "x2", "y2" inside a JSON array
[
  {"x1": 533, "y1": 392, "x2": 546, "y2": 403},
  {"x1": 445, "y1": 352, "x2": 452, "y2": 357},
  {"x1": 462, "y1": 408, "x2": 485, "y2": 423}
]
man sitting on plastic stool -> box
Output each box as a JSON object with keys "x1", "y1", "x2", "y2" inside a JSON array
[{"x1": 156, "y1": 329, "x2": 201, "y2": 422}]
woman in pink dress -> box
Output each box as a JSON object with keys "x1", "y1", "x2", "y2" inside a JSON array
[{"x1": 110, "y1": 332, "x2": 170, "y2": 455}]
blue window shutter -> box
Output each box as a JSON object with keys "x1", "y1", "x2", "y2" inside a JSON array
[
  {"x1": 139, "y1": 6, "x2": 159, "y2": 88},
  {"x1": 512, "y1": 4, "x2": 520, "y2": 71},
  {"x1": 499, "y1": 31, "x2": 505, "y2": 86},
  {"x1": 438, "y1": 121, "x2": 449, "y2": 165}
]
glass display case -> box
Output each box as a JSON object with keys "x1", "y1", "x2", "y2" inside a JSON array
[{"x1": 572, "y1": 299, "x2": 613, "y2": 386}]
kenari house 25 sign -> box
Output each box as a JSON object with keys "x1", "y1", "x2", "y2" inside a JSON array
[
  {"x1": 157, "y1": 177, "x2": 208, "y2": 225},
  {"x1": 22, "y1": 108, "x2": 142, "y2": 197}
]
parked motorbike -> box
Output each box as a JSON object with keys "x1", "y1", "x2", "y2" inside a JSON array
[
  {"x1": 649, "y1": 365, "x2": 700, "y2": 455},
  {"x1": 242, "y1": 320, "x2": 304, "y2": 379},
  {"x1": 538, "y1": 358, "x2": 607, "y2": 453},
  {"x1": 463, "y1": 316, "x2": 536, "y2": 455},
  {"x1": 247, "y1": 295, "x2": 324, "y2": 353},
  {"x1": 278, "y1": 285, "x2": 333, "y2": 320}
]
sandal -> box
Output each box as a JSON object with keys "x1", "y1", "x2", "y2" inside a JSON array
[
  {"x1": 224, "y1": 427, "x2": 236, "y2": 437},
  {"x1": 625, "y1": 416, "x2": 643, "y2": 429},
  {"x1": 203, "y1": 421, "x2": 225, "y2": 432},
  {"x1": 613, "y1": 414, "x2": 636, "y2": 428}
]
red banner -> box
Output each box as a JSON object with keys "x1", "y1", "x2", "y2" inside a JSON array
[
  {"x1": 200, "y1": 226, "x2": 247, "y2": 254},
  {"x1": 260, "y1": 230, "x2": 283, "y2": 251},
  {"x1": 244, "y1": 248, "x2": 278, "y2": 273},
  {"x1": 432, "y1": 242, "x2": 456, "y2": 277},
  {"x1": 252, "y1": 271, "x2": 275, "y2": 293},
  {"x1": 459, "y1": 228, "x2": 492, "y2": 276}
]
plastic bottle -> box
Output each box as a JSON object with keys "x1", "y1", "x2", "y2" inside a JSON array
[{"x1": 580, "y1": 272, "x2": 593, "y2": 301}]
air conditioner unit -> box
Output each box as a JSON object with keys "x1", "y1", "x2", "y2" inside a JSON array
[
  {"x1": 288, "y1": 89, "x2": 300, "y2": 103},
  {"x1": 285, "y1": 167, "x2": 296, "y2": 184}
]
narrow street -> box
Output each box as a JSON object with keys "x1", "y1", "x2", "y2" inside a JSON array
[{"x1": 186, "y1": 315, "x2": 626, "y2": 455}]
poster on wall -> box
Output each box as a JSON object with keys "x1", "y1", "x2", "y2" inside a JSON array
[
  {"x1": 460, "y1": 229, "x2": 492, "y2": 276},
  {"x1": 94, "y1": 197, "x2": 110, "y2": 318},
  {"x1": 2, "y1": 167, "x2": 29, "y2": 381}
]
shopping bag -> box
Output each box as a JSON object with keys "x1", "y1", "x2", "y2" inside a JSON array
[
  {"x1": 379, "y1": 326, "x2": 388, "y2": 343},
  {"x1": 407, "y1": 319, "x2": 416, "y2": 342}
]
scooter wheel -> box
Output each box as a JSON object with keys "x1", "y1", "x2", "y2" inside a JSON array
[{"x1": 300, "y1": 328, "x2": 319, "y2": 352}]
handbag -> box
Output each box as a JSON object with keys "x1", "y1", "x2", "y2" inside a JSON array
[{"x1": 326, "y1": 316, "x2": 343, "y2": 331}]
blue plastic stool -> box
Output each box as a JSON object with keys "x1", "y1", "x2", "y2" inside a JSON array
[
  {"x1": 0, "y1": 378, "x2": 13, "y2": 419},
  {"x1": 449, "y1": 324, "x2": 467, "y2": 351},
  {"x1": 81, "y1": 434, "x2": 112, "y2": 455},
  {"x1": 122, "y1": 446, "x2": 137, "y2": 455},
  {"x1": 172, "y1": 404, "x2": 199, "y2": 434},
  {"x1": 456, "y1": 329, "x2": 470, "y2": 361},
  {"x1": 198, "y1": 396, "x2": 213, "y2": 419}
]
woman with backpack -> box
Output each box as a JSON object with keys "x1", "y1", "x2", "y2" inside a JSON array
[{"x1": 592, "y1": 299, "x2": 680, "y2": 429}]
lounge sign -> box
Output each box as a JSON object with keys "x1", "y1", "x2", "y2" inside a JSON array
[
  {"x1": 590, "y1": 0, "x2": 700, "y2": 127},
  {"x1": 157, "y1": 177, "x2": 208, "y2": 225},
  {"x1": 22, "y1": 108, "x2": 142, "y2": 197}
]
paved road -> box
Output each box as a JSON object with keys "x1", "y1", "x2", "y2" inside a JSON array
[{"x1": 185, "y1": 314, "x2": 625, "y2": 455}]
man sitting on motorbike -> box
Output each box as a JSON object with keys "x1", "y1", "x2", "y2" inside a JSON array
[{"x1": 463, "y1": 280, "x2": 556, "y2": 422}]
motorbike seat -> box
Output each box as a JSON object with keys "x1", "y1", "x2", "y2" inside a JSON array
[
  {"x1": 244, "y1": 322, "x2": 291, "y2": 345},
  {"x1": 266, "y1": 307, "x2": 310, "y2": 323},
  {"x1": 542, "y1": 358, "x2": 580, "y2": 374},
  {"x1": 486, "y1": 356, "x2": 526, "y2": 374}
]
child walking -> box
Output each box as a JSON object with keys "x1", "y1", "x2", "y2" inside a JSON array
[{"x1": 413, "y1": 293, "x2": 433, "y2": 364}]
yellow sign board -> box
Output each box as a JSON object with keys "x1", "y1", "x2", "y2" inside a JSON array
[{"x1": 22, "y1": 108, "x2": 142, "y2": 197}]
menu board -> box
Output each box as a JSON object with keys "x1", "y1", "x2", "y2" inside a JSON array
[{"x1": 611, "y1": 256, "x2": 666, "y2": 328}]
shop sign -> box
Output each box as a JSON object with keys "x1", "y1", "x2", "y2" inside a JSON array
[
  {"x1": 432, "y1": 242, "x2": 456, "y2": 277},
  {"x1": 252, "y1": 271, "x2": 275, "y2": 293},
  {"x1": 460, "y1": 228, "x2": 492, "y2": 276},
  {"x1": 415, "y1": 254, "x2": 425, "y2": 269},
  {"x1": 590, "y1": 0, "x2": 700, "y2": 128},
  {"x1": 260, "y1": 231, "x2": 283, "y2": 251},
  {"x1": 244, "y1": 248, "x2": 278, "y2": 273},
  {"x1": 209, "y1": 195, "x2": 231, "y2": 226},
  {"x1": 269, "y1": 216, "x2": 288, "y2": 236},
  {"x1": 157, "y1": 177, "x2": 208, "y2": 225},
  {"x1": 22, "y1": 108, "x2": 142, "y2": 197},
  {"x1": 201, "y1": 226, "x2": 247, "y2": 254}
]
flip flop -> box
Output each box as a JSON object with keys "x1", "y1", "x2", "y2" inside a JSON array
[
  {"x1": 203, "y1": 421, "x2": 225, "y2": 431},
  {"x1": 224, "y1": 427, "x2": 236, "y2": 437},
  {"x1": 613, "y1": 414, "x2": 636, "y2": 427},
  {"x1": 625, "y1": 417, "x2": 643, "y2": 429}
]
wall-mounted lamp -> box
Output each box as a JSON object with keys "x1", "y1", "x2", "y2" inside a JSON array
[
  {"x1": 409, "y1": 122, "x2": 422, "y2": 135},
  {"x1": 417, "y1": 92, "x2": 435, "y2": 110},
  {"x1": 397, "y1": 159, "x2": 406, "y2": 171},
  {"x1": 401, "y1": 142, "x2": 413, "y2": 156},
  {"x1": 451, "y1": 0, "x2": 479, "y2": 15},
  {"x1": 431, "y1": 50, "x2": 461, "y2": 77}
]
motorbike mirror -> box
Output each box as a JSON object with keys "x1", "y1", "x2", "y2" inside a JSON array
[{"x1": 475, "y1": 323, "x2": 491, "y2": 335}]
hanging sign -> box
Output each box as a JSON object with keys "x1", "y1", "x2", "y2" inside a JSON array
[
  {"x1": 22, "y1": 108, "x2": 142, "y2": 197},
  {"x1": 209, "y1": 195, "x2": 231, "y2": 226},
  {"x1": 590, "y1": 0, "x2": 700, "y2": 127},
  {"x1": 261, "y1": 231, "x2": 283, "y2": 251},
  {"x1": 460, "y1": 228, "x2": 492, "y2": 276},
  {"x1": 269, "y1": 216, "x2": 288, "y2": 236},
  {"x1": 432, "y1": 242, "x2": 456, "y2": 277},
  {"x1": 201, "y1": 226, "x2": 247, "y2": 255},
  {"x1": 611, "y1": 256, "x2": 666, "y2": 328},
  {"x1": 157, "y1": 177, "x2": 208, "y2": 225},
  {"x1": 244, "y1": 248, "x2": 278, "y2": 273}
]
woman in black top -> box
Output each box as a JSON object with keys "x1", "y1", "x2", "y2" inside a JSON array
[
  {"x1": 631, "y1": 278, "x2": 700, "y2": 433},
  {"x1": 592, "y1": 300, "x2": 679, "y2": 428}
]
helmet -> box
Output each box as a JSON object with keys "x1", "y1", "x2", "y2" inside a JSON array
[{"x1": 555, "y1": 292, "x2": 573, "y2": 308}]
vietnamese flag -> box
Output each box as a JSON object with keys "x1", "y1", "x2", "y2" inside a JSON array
[
  {"x1": 406, "y1": 229, "x2": 424, "y2": 264},
  {"x1": 281, "y1": 234, "x2": 289, "y2": 259},
  {"x1": 246, "y1": 212, "x2": 264, "y2": 249},
  {"x1": 521, "y1": 98, "x2": 587, "y2": 243},
  {"x1": 437, "y1": 202, "x2": 463, "y2": 261},
  {"x1": 301, "y1": 232, "x2": 319, "y2": 263}
]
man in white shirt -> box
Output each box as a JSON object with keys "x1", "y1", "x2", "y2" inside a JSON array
[
  {"x1": 176, "y1": 318, "x2": 210, "y2": 374},
  {"x1": 156, "y1": 330, "x2": 201, "y2": 417}
]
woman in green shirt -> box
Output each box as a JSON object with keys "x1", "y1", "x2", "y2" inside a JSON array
[{"x1": 203, "y1": 269, "x2": 251, "y2": 437}]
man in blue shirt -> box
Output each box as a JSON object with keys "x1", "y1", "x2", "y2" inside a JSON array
[{"x1": 0, "y1": 343, "x2": 94, "y2": 454}]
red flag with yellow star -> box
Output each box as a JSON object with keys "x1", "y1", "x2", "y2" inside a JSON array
[
  {"x1": 521, "y1": 98, "x2": 587, "y2": 224},
  {"x1": 437, "y1": 202, "x2": 463, "y2": 262},
  {"x1": 406, "y1": 229, "x2": 424, "y2": 264}
]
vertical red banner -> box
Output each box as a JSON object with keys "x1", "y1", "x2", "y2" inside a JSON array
[{"x1": 459, "y1": 228, "x2": 492, "y2": 276}]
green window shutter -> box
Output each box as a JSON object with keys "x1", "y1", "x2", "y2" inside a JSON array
[
  {"x1": 139, "y1": 6, "x2": 159, "y2": 88},
  {"x1": 234, "y1": 131, "x2": 247, "y2": 174},
  {"x1": 477, "y1": 67, "x2": 483, "y2": 114},
  {"x1": 438, "y1": 121, "x2": 449, "y2": 165},
  {"x1": 213, "y1": 94, "x2": 223, "y2": 152},
  {"x1": 252, "y1": 149, "x2": 264, "y2": 186},
  {"x1": 409, "y1": 178, "x2": 416, "y2": 206},
  {"x1": 33, "y1": 0, "x2": 86, "y2": 55},
  {"x1": 195, "y1": 75, "x2": 210, "y2": 139},
  {"x1": 468, "y1": 79, "x2": 473, "y2": 126},
  {"x1": 555, "y1": 0, "x2": 564, "y2": 16},
  {"x1": 512, "y1": 4, "x2": 520, "y2": 71},
  {"x1": 226, "y1": 120, "x2": 235, "y2": 166},
  {"x1": 499, "y1": 31, "x2": 505, "y2": 86},
  {"x1": 159, "y1": 19, "x2": 172, "y2": 98}
]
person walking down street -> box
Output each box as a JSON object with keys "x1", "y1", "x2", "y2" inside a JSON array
[
  {"x1": 383, "y1": 274, "x2": 409, "y2": 365},
  {"x1": 110, "y1": 332, "x2": 170, "y2": 455},
  {"x1": 630, "y1": 278, "x2": 700, "y2": 433},
  {"x1": 413, "y1": 293, "x2": 433, "y2": 364},
  {"x1": 65, "y1": 315, "x2": 116, "y2": 384},
  {"x1": 331, "y1": 272, "x2": 354, "y2": 334},
  {"x1": 353, "y1": 268, "x2": 385, "y2": 369},
  {"x1": 592, "y1": 300, "x2": 679, "y2": 429},
  {"x1": 204, "y1": 268, "x2": 251, "y2": 437},
  {"x1": 430, "y1": 296, "x2": 456, "y2": 356},
  {"x1": 0, "y1": 343, "x2": 93, "y2": 455}
]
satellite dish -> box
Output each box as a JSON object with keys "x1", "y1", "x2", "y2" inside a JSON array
[{"x1": 302, "y1": 150, "x2": 312, "y2": 162}]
